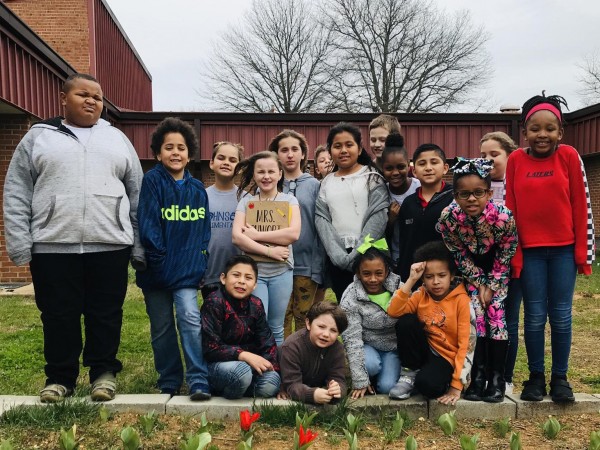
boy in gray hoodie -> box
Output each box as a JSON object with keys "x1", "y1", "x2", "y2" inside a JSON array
[{"x1": 3, "y1": 73, "x2": 144, "y2": 403}]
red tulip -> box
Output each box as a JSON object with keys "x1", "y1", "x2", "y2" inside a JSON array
[
  {"x1": 239, "y1": 409, "x2": 260, "y2": 432},
  {"x1": 298, "y1": 425, "x2": 318, "y2": 446}
]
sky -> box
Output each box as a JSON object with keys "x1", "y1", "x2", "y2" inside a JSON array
[{"x1": 105, "y1": 0, "x2": 600, "y2": 113}]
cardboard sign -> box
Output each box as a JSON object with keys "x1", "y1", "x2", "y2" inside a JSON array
[{"x1": 245, "y1": 201, "x2": 290, "y2": 262}]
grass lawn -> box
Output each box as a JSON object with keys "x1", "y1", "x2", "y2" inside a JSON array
[{"x1": 0, "y1": 267, "x2": 599, "y2": 396}]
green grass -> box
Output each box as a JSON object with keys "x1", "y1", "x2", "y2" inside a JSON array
[{"x1": 0, "y1": 398, "x2": 99, "y2": 429}]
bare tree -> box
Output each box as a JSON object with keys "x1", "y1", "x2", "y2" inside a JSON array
[
  {"x1": 321, "y1": 0, "x2": 490, "y2": 113},
  {"x1": 578, "y1": 51, "x2": 600, "y2": 106},
  {"x1": 200, "y1": 0, "x2": 334, "y2": 112}
]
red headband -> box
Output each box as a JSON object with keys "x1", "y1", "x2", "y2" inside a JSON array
[{"x1": 525, "y1": 103, "x2": 562, "y2": 122}]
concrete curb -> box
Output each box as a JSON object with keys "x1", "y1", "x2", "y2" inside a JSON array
[{"x1": 1, "y1": 393, "x2": 599, "y2": 421}]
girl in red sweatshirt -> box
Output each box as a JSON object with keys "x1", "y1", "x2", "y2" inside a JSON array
[{"x1": 505, "y1": 93, "x2": 595, "y2": 403}]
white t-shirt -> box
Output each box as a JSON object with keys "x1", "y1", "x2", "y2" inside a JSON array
[
  {"x1": 319, "y1": 166, "x2": 370, "y2": 249},
  {"x1": 63, "y1": 122, "x2": 93, "y2": 146},
  {"x1": 491, "y1": 179, "x2": 505, "y2": 206}
]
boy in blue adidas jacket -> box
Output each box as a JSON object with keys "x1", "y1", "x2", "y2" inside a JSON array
[{"x1": 136, "y1": 118, "x2": 211, "y2": 400}]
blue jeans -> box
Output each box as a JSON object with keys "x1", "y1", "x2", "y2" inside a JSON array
[
  {"x1": 363, "y1": 344, "x2": 401, "y2": 394},
  {"x1": 207, "y1": 361, "x2": 281, "y2": 399},
  {"x1": 254, "y1": 270, "x2": 293, "y2": 346},
  {"x1": 520, "y1": 245, "x2": 576, "y2": 377},
  {"x1": 144, "y1": 288, "x2": 209, "y2": 391},
  {"x1": 504, "y1": 278, "x2": 523, "y2": 383}
]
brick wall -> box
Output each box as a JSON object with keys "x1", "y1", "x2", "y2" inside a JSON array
[
  {"x1": 5, "y1": 0, "x2": 90, "y2": 73},
  {"x1": 0, "y1": 115, "x2": 33, "y2": 283},
  {"x1": 583, "y1": 155, "x2": 600, "y2": 240}
]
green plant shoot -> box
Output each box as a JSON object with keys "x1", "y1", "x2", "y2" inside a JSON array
[
  {"x1": 405, "y1": 435, "x2": 417, "y2": 450},
  {"x1": 120, "y1": 426, "x2": 141, "y2": 450},
  {"x1": 58, "y1": 424, "x2": 78, "y2": 450},
  {"x1": 543, "y1": 417, "x2": 561, "y2": 439},
  {"x1": 0, "y1": 440, "x2": 14, "y2": 450},
  {"x1": 343, "y1": 430, "x2": 358, "y2": 450},
  {"x1": 494, "y1": 417, "x2": 511, "y2": 438},
  {"x1": 179, "y1": 432, "x2": 212, "y2": 450},
  {"x1": 437, "y1": 410, "x2": 457, "y2": 436},
  {"x1": 510, "y1": 431, "x2": 522, "y2": 450},
  {"x1": 590, "y1": 430, "x2": 600, "y2": 450},
  {"x1": 99, "y1": 405, "x2": 111, "y2": 423},
  {"x1": 138, "y1": 410, "x2": 158, "y2": 435},
  {"x1": 459, "y1": 433, "x2": 479, "y2": 450},
  {"x1": 295, "y1": 411, "x2": 319, "y2": 430}
]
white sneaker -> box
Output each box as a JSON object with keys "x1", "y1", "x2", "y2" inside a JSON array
[
  {"x1": 389, "y1": 369, "x2": 418, "y2": 400},
  {"x1": 505, "y1": 382, "x2": 514, "y2": 395}
]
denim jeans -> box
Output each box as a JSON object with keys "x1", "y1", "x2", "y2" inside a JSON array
[
  {"x1": 144, "y1": 288, "x2": 209, "y2": 391},
  {"x1": 363, "y1": 344, "x2": 401, "y2": 394},
  {"x1": 520, "y1": 245, "x2": 576, "y2": 377},
  {"x1": 254, "y1": 270, "x2": 293, "y2": 346},
  {"x1": 207, "y1": 361, "x2": 281, "y2": 399},
  {"x1": 504, "y1": 278, "x2": 523, "y2": 383}
]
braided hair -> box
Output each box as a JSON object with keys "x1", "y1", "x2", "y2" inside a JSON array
[{"x1": 520, "y1": 91, "x2": 569, "y2": 126}]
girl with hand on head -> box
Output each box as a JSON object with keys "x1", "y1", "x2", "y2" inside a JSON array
[
  {"x1": 505, "y1": 93, "x2": 595, "y2": 403},
  {"x1": 315, "y1": 122, "x2": 390, "y2": 302},
  {"x1": 232, "y1": 151, "x2": 301, "y2": 346},
  {"x1": 437, "y1": 158, "x2": 517, "y2": 403},
  {"x1": 314, "y1": 145, "x2": 333, "y2": 181},
  {"x1": 340, "y1": 237, "x2": 402, "y2": 399}
]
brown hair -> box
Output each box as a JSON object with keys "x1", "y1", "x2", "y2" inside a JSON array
[
  {"x1": 306, "y1": 301, "x2": 348, "y2": 333},
  {"x1": 368, "y1": 114, "x2": 401, "y2": 133},
  {"x1": 212, "y1": 141, "x2": 244, "y2": 161},
  {"x1": 479, "y1": 132, "x2": 517, "y2": 155},
  {"x1": 313, "y1": 145, "x2": 330, "y2": 179},
  {"x1": 234, "y1": 151, "x2": 283, "y2": 199},
  {"x1": 267, "y1": 129, "x2": 309, "y2": 171}
]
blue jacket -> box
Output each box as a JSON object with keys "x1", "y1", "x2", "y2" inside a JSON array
[{"x1": 136, "y1": 164, "x2": 210, "y2": 290}]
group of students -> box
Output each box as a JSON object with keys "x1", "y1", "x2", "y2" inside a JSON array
[{"x1": 3, "y1": 73, "x2": 594, "y2": 407}]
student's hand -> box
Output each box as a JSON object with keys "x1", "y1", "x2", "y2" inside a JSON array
[
  {"x1": 238, "y1": 352, "x2": 273, "y2": 375},
  {"x1": 327, "y1": 380, "x2": 342, "y2": 398},
  {"x1": 276, "y1": 391, "x2": 289, "y2": 400},
  {"x1": 313, "y1": 388, "x2": 333, "y2": 404},
  {"x1": 478, "y1": 285, "x2": 493, "y2": 308},
  {"x1": 350, "y1": 385, "x2": 374, "y2": 399},
  {"x1": 242, "y1": 223, "x2": 260, "y2": 241},
  {"x1": 388, "y1": 201, "x2": 401, "y2": 223},
  {"x1": 437, "y1": 387, "x2": 461, "y2": 405},
  {"x1": 408, "y1": 262, "x2": 426, "y2": 282},
  {"x1": 323, "y1": 159, "x2": 334, "y2": 176},
  {"x1": 269, "y1": 245, "x2": 289, "y2": 261}
]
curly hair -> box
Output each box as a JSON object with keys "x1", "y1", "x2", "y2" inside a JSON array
[
  {"x1": 413, "y1": 241, "x2": 456, "y2": 274},
  {"x1": 381, "y1": 133, "x2": 408, "y2": 164},
  {"x1": 352, "y1": 246, "x2": 393, "y2": 275},
  {"x1": 150, "y1": 117, "x2": 199, "y2": 159},
  {"x1": 520, "y1": 91, "x2": 568, "y2": 126}
]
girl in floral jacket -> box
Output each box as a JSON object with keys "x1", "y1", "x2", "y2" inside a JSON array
[{"x1": 437, "y1": 158, "x2": 517, "y2": 403}]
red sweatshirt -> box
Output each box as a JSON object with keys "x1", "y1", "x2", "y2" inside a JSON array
[{"x1": 505, "y1": 145, "x2": 592, "y2": 277}]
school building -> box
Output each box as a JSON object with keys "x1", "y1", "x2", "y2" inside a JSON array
[{"x1": 1, "y1": 0, "x2": 599, "y2": 283}]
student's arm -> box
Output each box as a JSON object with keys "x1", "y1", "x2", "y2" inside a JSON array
[
  {"x1": 314, "y1": 195, "x2": 354, "y2": 269},
  {"x1": 487, "y1": 209, "x2": 518, "y2": 295},
  {"x1": 387, "y1": 263, "x2": 424, "y2": 317},
  {"x1": 505, "y1": 154, "x2": 523, "y2": 278},
  {"x1": 200, "y1": 296, "x2": 245, "y2": 362},
  {"x1": 3, "y1": 133, "x2": 36, "y2": 266},
  {"x1": 242, "y1": 203, "x2": 301, "y2": 245},
  {"x1": 570, "y1": 151, "x2": 593, "y2": 275},
  {"x1": 232, "y1": 209, "x2": 289, "y2": 261},
  {"x1": 122, "y1": 137, "x2": 146, "y2": 269},
  {"x1": 137, "y1": 176, "x2": 166, "y2": 280},
  {"x1": 340, "y1": 298, "x2": 371, "y2": 396},
  {"x1": 252, "y1": 299, "x2": 279, "y2": 371},
  {"x1": 450, "y1": 295, "x2": 472, "y2": 392},
  {"x1": 280, "y1": 341, "x2": 317, "y2": 403},
  {"x1": 328, "y1": 342, "x2": 348, "y2": 399}
]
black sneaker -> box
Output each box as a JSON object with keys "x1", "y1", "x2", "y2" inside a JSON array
[
  {"x1": 160, "y1": 388, "x2": 180, "y2": 398},
  {"x1": 549, "y1": 376, "x2": 575, "y2": 403},
  {"x1": 520, "y1": 372, "x2": 546, "y2": 401}
]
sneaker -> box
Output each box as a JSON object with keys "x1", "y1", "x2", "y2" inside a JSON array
[
  {"x1": 40, "y1": 384, "x2": 73, "y2": 403},
  {"x1": 549, "y1": 376, "x2": 575, "y2": 403},
  {"x1": 504, "y1": 382, "x2": 514, "y2": 395},
  {"x1": 389, "y1": 369, "x2": 418, "y2": 400},
  {"x1": 520, "y1": 372, "x2": 546, "y2": 402},
  {"x1": 189, "y1": 384, "x2": 211, "y2": 401},
  {"x1": 91, "y1": 372, "x2": 117, "y2": 402}
]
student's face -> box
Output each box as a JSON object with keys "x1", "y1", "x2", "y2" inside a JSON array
[
  {"x1": 421, "y1": 259, "x2": 453, "y2": 301},
  {"x1": 306, "y1": 313, "x2": 339, "y2": 348},
  {"x1": 382, "y1": 152, "x2": 409, "y2": 191},
  {"x1": 277, "y1": 137, "x2": 304, "y2": 175},
  {"x1": 454, "y1": 175, "x2": 492, "y2": 217},
  {"x1": 369, "y1": 126, "x2": 389, "y2": 159},
  {"x1": 210, "y1": 144, "x2": 240, "y2": 179},
  {"x1": 523, "y1": 110, "x2": 563, "y2": 158},
  {"x1": 220, "y1": 263, "x2": 257, "y2": 300},
  {"x1": 480, "y1": 139, "x2": 509, "y2": 181},
  {"x1": 330, "y1": 132, "x2": 360, "y2": 174},
  {"x1": 157, "y1": 132, "x2": 189, "y2": 180},
  {"x1": 413, "y1": 151, "x2": 449, "y2": 187},
  {"x1": 357, "y1": 258, "x2": 388, "y2": 295},
  {"x1": 253, "y1": 157, "x2": 282, "y2": 194},
  {"x1": 60, "y1": 78, "x2": 103, "y2": 128},
  {"x1": 315, "y1": 151, "x2": 333, "y2": 177}
]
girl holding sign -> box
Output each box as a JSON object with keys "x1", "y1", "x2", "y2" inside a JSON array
[{"x1": 232, "y1": 151, "x2": 301, "y2": 345}]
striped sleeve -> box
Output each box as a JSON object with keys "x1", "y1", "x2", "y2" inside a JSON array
[{"x1": 578, "y1": 154, "x2": 596, "y2": 267}]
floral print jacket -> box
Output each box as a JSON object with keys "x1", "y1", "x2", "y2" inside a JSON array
[{"x1": 436, "y1": 201, "x2": 518, "y2": 298}]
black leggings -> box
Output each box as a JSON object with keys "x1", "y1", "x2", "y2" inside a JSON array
[{"x1": 395, "y1": 314, "x2": 454, "y2": 399}]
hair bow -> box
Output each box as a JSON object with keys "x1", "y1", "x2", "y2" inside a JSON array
[
  {"x1": 451, "y1": 157, "x2": 493, "y2": 179},
  {"x1": 356, "y1": 234, "x2": 389, "y2": 254}
]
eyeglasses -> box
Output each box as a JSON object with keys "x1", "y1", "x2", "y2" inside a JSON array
[
  {"x1": 454, "y1": 189, "x2": 489, "y2": 200},
  {"x1": 288, "y1": 180, "x2": 297, "y2": 196}
]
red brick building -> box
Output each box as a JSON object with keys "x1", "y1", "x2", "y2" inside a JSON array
[{"x1": 1, "y1": 0, "x2": 599, "y2": 283}]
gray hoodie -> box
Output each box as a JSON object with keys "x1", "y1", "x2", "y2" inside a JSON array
[{"x1": 3, "y1": 117, "x2": 144, "y2": 266}]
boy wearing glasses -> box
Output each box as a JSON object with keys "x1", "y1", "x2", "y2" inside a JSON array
[
  {"x1": 395, "y1": 144, "x2": 453, "y2": 283},
  {"x1": 268, "y1": 130, "x2": 325, "y2": 338},
  {"x1": 437, "y1": 158, "x2": 517, "y2": 403}
]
